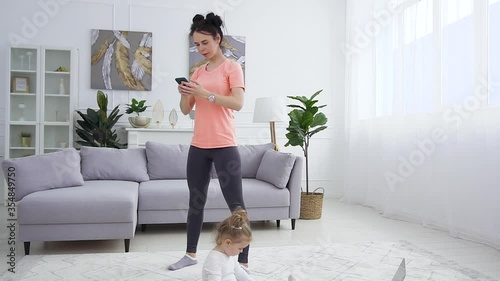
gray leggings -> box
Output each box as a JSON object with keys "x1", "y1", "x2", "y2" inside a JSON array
[{"x1": 186, "y1": 145, "x2": 249, "y2": 263}]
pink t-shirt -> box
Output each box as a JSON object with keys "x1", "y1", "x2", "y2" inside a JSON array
[{"x1": 190, "y1": 59, "x2": 245, "y2": 148}]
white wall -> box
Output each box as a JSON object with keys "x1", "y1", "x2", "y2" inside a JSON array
[{"x1": 0, "y1": 0, "x2": 346, "y2": 197}]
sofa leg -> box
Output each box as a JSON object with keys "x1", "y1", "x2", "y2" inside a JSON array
[
  {"x1": 276, "y1": 220, "x2": 280, "y2": 228},
  {"x1": 291, "y1": 219, "x2": 296, "y2": 230},
  {"x1": 24, "y1": 242, "x2": 30, "y2": 255},
  {"x1": 141, "y1": 224, "x2": 147, "y2": 232},
  {"x1": 124, "y1": 239, "x2": 130, "y2": 252}
]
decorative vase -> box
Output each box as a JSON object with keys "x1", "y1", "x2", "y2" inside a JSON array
[
  {"x1": 59, "y1": 78, "x2": 65, "y2": 95},
  {"x1": 21, "y1": 137, "x2": 31, "y2": 147},
  {"x1": 18, "y1": 103, "x2": 26, "y2": 121},
  {"x1": 169, "y1": 108, "x2": 178, "y2": 128},
  {"x1": 152, "y1": 100, "x2": 165, "y2": 128}
]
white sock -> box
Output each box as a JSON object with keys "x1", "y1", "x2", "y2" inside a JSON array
[{"x1": 168, "y1": 254, "x2": 197, "y2": 271}]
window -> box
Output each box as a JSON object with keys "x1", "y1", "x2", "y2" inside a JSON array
[
  {"x1": 489, "y1": 0, "x2": 500, "y2": 105},
  {"x1": 441, "y1": 0, "x2": 474, "y2": 107}
]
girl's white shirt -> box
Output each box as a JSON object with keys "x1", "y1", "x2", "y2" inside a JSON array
[{"x1": 202, "y1": 250, "x2": 252, "y2": 281}]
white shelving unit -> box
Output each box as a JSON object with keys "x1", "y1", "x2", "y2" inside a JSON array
[{"x1": 5, "y1": 46, "x2": 77, "y2": 159}]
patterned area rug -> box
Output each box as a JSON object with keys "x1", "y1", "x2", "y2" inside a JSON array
[{"x1": 1, "y1": 241, "x2": 497, "y2": 281}]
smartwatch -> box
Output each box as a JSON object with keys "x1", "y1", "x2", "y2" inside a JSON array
[{"x1": 208, "y1": 93, "x2": 216, "y2": 103}]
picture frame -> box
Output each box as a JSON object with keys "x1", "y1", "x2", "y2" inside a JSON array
[{"x1": 11, "y1": 76, "x2": 30, "y2": 93}]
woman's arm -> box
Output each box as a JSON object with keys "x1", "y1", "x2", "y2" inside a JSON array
[
  {"x1": 179, "y1": 93, "x2": 195, "y2": 115},
  {"x1": 204, "y1": 86, "x2": 244, "y2": 111},
  {"x1": 179, "y1": 80, "x2": 244, "y2": 111},
  {"x1": 178, "y1": 82, "x2": 195, "y2": 115}
]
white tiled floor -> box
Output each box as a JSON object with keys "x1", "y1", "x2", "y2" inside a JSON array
[{"x1": 1, "y1": 197, "x2": 500, "y2": 279}]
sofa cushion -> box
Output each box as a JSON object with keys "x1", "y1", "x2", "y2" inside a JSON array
[
  {"x1": 145, "y1": 142, "x2": 190, "y2": 179},
  {"x1": 18, "y1": 180, "x2": 139, "y2": 224},
  {"x1": 80, "y1": 146, "x2": 149, "y2": 182},
  {"x1": 1, "y1": 148, "x2": 84, "y2": 201},
  {"x1": 138, "y1": 178, "x2": 290, "y2": 211},
  {"x1": 256, "y1": 150, "x2": 296, "y2": 189},
  {"x1": 238, "y1": 143, "x2": 274, "y2": 178}
]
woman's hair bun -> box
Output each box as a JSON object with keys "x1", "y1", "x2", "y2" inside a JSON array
[
  {"x1": 205, "y1": 12, "x2": 223, "y2": 28},
  {"x1": 192, "y1": 14, "x2": 205, "y2": 23}
]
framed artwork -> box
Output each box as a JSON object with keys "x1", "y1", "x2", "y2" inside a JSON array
[
  {"x1": 189, "y1": 35, "x2": 246, "y2": 78},
  {"x1": 11, "y1": 77, "x2": 30, "y2": 93},
  {"x1": 90, "y1": 29, "x2": 153, "y2": 91}
]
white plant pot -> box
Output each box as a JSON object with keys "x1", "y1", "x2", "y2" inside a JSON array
[{"x1": 129, "y1": 116, "x2": 151, "y2": 128}]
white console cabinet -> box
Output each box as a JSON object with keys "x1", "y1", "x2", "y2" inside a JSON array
[{"x1": 125, "y1": 128, "x2": 193, "y2": 148}]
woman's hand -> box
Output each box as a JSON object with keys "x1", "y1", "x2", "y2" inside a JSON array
[{"x1": 178, "y1": 80, "x2": 210, "y2": 99}]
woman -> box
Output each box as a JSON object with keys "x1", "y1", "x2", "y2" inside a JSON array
[{"x1": 168, "y1": 12, "x2": 249, "y2": 271}]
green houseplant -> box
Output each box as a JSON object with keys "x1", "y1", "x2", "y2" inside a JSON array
[
  {"x1": 126, "y1": 98, "x2": 151, "y2": 127},
  {"x1": 75, "y1": 90, "x2": 126, "y2": 148},
  {"x1": 284, "y1": 89, "x2": 328, "y2": 219}
]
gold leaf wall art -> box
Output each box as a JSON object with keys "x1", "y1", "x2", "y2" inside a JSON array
[{"x1": 91, "y1": 29, "x2": 153, "y2": 91}]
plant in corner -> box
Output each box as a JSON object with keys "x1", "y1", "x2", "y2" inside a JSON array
[
  {"x1": 284, "y1": 89, "x2": 328, "y2": 219},
  {"x1": 125, "y1": 98, "x2": 151, "y2": 127},
  {"x1": 75, "y1": 90, "x2": 127, "y2": 148}
]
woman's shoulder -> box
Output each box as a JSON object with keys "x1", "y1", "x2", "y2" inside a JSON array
[{"x1": 222, "y1": 59, "x2": 243, "y2": 72}]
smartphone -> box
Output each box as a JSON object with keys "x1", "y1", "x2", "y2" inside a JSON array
[{"x1": 175, "y1": 77, "x2": 189, "y2": 84}]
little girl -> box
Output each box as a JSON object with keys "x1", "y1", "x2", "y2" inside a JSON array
[{"x1": 202, "y1": 209, "x2": 253, "y2": 281}]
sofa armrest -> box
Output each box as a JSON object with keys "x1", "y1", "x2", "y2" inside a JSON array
[{"x1": 287, "y1": 156, "x2": 303, "y2": 219}]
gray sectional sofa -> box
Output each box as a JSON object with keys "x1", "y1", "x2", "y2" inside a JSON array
[{"x1": 1, "y1": 142, "x2": 303, "y2": 255}]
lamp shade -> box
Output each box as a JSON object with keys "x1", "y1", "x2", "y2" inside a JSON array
[{"x1": 253, "y1": 97, "x2": 287, "y2": 123}]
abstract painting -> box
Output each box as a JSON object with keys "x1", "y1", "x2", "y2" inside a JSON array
[
  {"x1": 91, "y1": 29, "x2": 152, "y2": 91},
  {"x1": 189, "y1": 35, "x2": 245, "y2": 78}
]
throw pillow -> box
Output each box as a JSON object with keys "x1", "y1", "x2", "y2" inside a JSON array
[
  {"x1": 80, "y1": 146, "x2": 149, "y2": 182},
  {"x1": 256, "y1": 150, "x2": 296, "y2": 189},
  {"x1": 238, "y1": 143, "x2": 274, "y2": 178},
  {"x1": 1, "y1": 148, "x2": 84, "y2": 201},
  {"x1": 145, "y1": 142, "x2": 190, "y2": 179}
]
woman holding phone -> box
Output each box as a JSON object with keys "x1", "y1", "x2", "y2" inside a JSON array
[{"x1": 168, "y1": 12, "x2": 249, "y2": 271}]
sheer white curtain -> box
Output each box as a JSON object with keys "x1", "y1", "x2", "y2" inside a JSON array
[{"x1": 344, "y1": 0, "x2": 500, "y2": 249}]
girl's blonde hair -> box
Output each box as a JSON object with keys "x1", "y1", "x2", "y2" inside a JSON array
[{"x1": 215, "y1": 208, "x2": 252, "y2": 244}]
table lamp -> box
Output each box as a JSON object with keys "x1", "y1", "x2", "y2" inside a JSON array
[{"x1": 252, "y1": 97, "x2": 287, "y2": 151}]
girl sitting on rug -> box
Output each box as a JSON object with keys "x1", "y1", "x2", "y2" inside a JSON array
[{"x1": 202, "y1": 209, "x2": 252, "y2": 281}]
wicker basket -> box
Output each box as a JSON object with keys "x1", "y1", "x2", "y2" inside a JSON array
[{"x1": 299, "y1": 187, "x2": 324, "y2": 219}]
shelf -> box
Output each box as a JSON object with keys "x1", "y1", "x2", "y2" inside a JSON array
[
  {"x1": 45, "y1": 71, "x2": 70, "y2": 75},
  {"x1": 45, "y1": 94, "x2": 70, "y2": 97},
  {"x1": 6, "y1": 46, "x2": 74, "y2": 161},
  {"x1": 10, "y1": 121, "x2": 37, "y2": 125},
  {"x1": 44, "y1": 122, "x2": 71, "y2": 126},
  {"x1": 11, "y1": 93, "x2": 36, "y2": 96},
  {"x1": 11, "y1": 69, "x2": 37, "y2": 73},
  {"x1": 10, "y1": 147, "x2": 36, "y2": 150}
]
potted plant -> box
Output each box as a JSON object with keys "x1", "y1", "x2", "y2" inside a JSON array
[
  {"x1": 75, "y1": 90, "x2": 127, "y2": 148},
  {"x1": 284, "y1": 89, "x2": 328, "y2": 219},
  {"x1": 20, "y1": 132, "x2": 31, "y2": 147},
  {"x1": 125, "y1": 98, "x2": 151, "y2": 127}
]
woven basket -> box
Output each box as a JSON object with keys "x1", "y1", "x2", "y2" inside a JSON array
[{"x1": 299, "y1": 187, "x2": 324, "y2": 219}]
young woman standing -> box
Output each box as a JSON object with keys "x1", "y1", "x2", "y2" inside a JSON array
[{"x1": 168, "y1": 12, "x2": 249, "y2": 271}]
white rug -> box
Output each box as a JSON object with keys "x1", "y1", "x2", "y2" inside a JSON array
[{"x1": 1, "y1": 241, "x2": 497, "y2": 281}]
